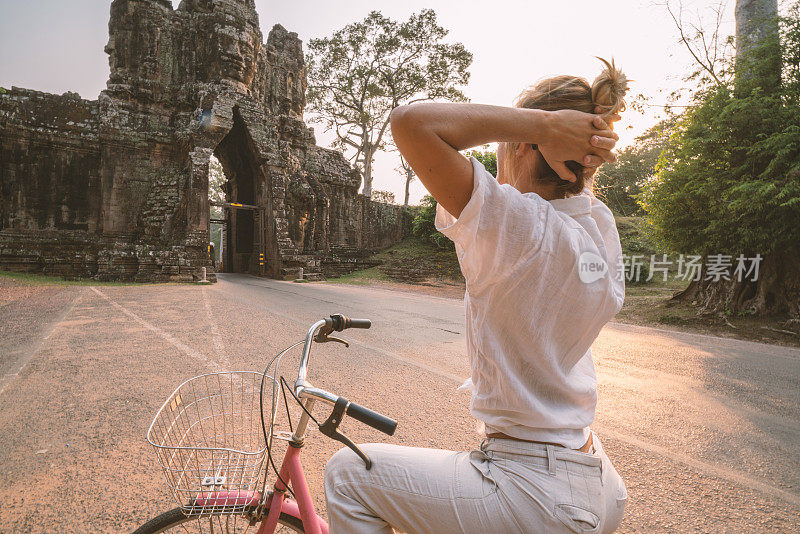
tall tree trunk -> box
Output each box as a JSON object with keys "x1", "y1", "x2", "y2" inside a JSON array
[
  {"x1": 403, "y1": 167, "x2": 413, "y2": 206},
  {"x1": 735, "y1": 0, "x2": 781, "y2": 93},
  {"x1": 675, "y1": 1, "x2": 799, "y2": 325},
  {"x1": 362, "y1": 145, "x2": 373, "y2": 198},
  {"x1": 672, "y1": 251, "x2": 800, "y2": 323}
]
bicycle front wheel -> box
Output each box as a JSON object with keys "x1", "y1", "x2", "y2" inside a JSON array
[{"x1": 133, "y1": 506, "x2": 305, "y2": 533}]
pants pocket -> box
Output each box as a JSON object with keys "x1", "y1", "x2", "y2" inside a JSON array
[
  {"x1": 455, "y1": 450, "x2": 498, "y2": 499},
  {"x1": 554, "y1": 503, "x2": 601, "y2": 533}
]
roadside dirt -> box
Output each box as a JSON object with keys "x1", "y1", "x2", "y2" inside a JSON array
[
  {"x1": 0, "y1": 275, "x2": 63, "y2": 306},
  {"x1": 0, "y1": 277, "x2": 81, "y2": 382}
]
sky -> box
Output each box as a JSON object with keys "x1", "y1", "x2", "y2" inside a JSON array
[{"x1": 0, "y1": 0, "x2": 740, "y2": 205}]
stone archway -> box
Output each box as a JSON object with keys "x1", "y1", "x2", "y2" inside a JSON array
[{"x1": 212, "y1": 107, "x2": 275, "y2": 276}]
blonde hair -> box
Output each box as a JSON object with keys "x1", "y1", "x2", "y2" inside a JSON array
[{"x1": 502, "y1": 57, "x2": 631, "y2": 196}]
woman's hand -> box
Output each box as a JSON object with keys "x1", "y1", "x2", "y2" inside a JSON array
[
  {"x1": 536, "y1": 106, "x2": 620, "y2": 182},
  {"x1": 582, "y1": 106, "x2": 622, "y2": 176},
  {"x1": 389, "y1": 102, "x2": 620, "y2": 217}
]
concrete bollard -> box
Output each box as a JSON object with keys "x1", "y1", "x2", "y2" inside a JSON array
[{"x1": 198, "y1": 267, "x2": 212, "y2": 284}]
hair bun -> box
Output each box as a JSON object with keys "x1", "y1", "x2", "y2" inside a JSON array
[{"x1": 591, "y1": 56, "x2": 631, "y2": 115}]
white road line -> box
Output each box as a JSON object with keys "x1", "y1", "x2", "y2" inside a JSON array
[
  {"x1": 595, "y1": 425, "x2": 800, "y2": 508},
  {"x1": 209, "y1": 283, "x2": 465, "y2": 383},
  {"x1": 212, "y1": 278, "x2": 800, "y2": 507},
  {"x1": 90, "y1": 287, "x2": 225, "y2": 373},
  {"x1": 202, "y1": 286, "x2": 229, "y2": 367},
  {"x1": 239, "y1": 276, "x2": 800, "y2": 358},
  {"x1": 0, "y1": 289, "x2": 83, "y2": 396}
]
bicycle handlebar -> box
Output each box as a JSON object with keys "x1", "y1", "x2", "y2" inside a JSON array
[{"x1": 294, "y1": 314, "x2": 397, "y2": 437}]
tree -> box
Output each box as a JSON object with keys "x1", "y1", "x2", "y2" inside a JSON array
[
  {"x1": 465, "y1": 147, "x2": 497, "y2": 177},
  {"x1": 306, "y1": 9, "x2": 473, "y2": 197},
  {"x1": 412, "y1": 195, "x2": 453, "y2": 250},
  {"x1": 370, "y1": 189, "x2": 396, "y2": 204},
  {"x1": 661, "y1": 0, "x2": 737, "y2": 88},
  {"x1": 208, "y1": 156, "x2": 226, "y2": 219},
  {"x1": 396, "y1": 147, "x2": 495, "y2": 207},
  {"x1": 595, "y1": 117, "x2": 676, "y2": 216},
  {"x1": 208, "y1": 156, "x2": 227, "y2": 264},
  {"x1": 639, "y1": 1, "x2": 800, "y2": 321},
  {"x1": 735, "y1": 0, "x2": 781, "y2": 91},
  {"x1": 396, "y1": 154, "x2": 416, "y2": 207}
]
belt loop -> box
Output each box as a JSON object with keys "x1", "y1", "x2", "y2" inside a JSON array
[
  {"x1": 546, "y1": 444, "x2": 557, "y2": 476},
  {"x1": 592, "y1": 431, "x2": 605, "y2": 485}
]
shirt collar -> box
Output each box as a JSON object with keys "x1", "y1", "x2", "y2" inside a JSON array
[{"x1": 548, "y1": 194, "x2": 591, "y2": 217}]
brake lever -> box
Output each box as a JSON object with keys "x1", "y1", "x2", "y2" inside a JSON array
[
  {"x1": 314, "y1": 331, "x2": 349, "y2": 347},
  {"x1": 318, "y1": 397, "x2": 372, "y2": 470},
  {"x1": 325, "y1": 336, "x2": 349, "y2": 347},
  {"x1": 313, "y1": 325, "x2": 334, "y2": 343}
]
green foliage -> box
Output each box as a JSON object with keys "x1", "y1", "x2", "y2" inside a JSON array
[
  {"x1": 638, "y1": 3, "x2": 800, "y2": 257},
  {"x1": 615, "y1": 217, "x2": 658, "y2": 286},
  {"x1": 412, "y1": 195, "x2": 454, "y2": 250},
  {"x1": 371, "y1": 190, "x2": 396, "y2": 204},
  {"x1": 465, "y1": 148, "x2": 497, "y2": 177},
  {"x1": 616, "y1": 217, "x2": 658, "y2": 256},
  {"x1": 306, "y1": 9, "x2": 473, "y2": 194},
  {"x1": 595, "y1": 117, "x2": 676, "y2": 216},
  {"x1": 208, "y1": 156, "x2": 227, "y2": 220}
]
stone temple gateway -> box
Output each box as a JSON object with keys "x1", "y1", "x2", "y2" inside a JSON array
[{"x1": 0, "y1": 0, "x2": 405, "y2": 282}]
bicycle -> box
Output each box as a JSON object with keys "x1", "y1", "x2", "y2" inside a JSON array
[{"x1": 133, "y1": 314, "x2": 397, "y2": 533}]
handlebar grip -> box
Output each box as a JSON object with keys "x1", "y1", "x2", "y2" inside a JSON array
[
  {"x1": 348, "y1": 318, "x2": 371, "y2": 329},
  {"x1": 346, "y1": 401, "x2": 397, "y2": 436},
  {"x1": 329, "y1": 314, "x2": 371, "y2": 331}
]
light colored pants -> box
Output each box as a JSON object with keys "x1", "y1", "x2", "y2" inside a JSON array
[{"x1": 324, "y1": 430, "x2": 627, "y2": 533}]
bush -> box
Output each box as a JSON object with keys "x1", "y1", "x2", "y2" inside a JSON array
[
  {"x1": 412, "y1": 195, "x2": 454, "y2": 250},
  {"x1": 371, "y1": 189, "x2": 396, "y2": 204},
  {"x1": 623, "y1": 257, "x2": 651, "y2": 286},
  {"x1": 616, "y1": 217, "x2": 658, "y2": 256}
]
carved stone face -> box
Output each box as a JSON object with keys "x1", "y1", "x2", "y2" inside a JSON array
[
  {"x1": 211, "y1": 17, "x2": 259, "y2": 85},
  {"x1": 104, "y1": 1, "x2": 171, "y2": 86}
]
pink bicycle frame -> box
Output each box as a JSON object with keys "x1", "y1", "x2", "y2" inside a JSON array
[
  {"x1": 195, "y1": 441, "x2": 328, "y2": 533},
  {"x1": 257, "y1": 442, "x2": 329, "y2": 534}
]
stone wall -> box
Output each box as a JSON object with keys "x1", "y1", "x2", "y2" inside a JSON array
[{"x1": 0, "y1": 89, "x2": 100, "y2": 233}]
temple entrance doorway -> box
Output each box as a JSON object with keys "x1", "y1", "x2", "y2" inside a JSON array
[{"x1": 209, "y1": 108, "x2": 274, "y2": 276}]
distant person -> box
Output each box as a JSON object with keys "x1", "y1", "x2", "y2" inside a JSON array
[
  {"x1": 325, "y1": 58, "x2": 630, "y2": 533},
  {"x1": 208, "y1": 242, "x2": 215, "y2": 269}
]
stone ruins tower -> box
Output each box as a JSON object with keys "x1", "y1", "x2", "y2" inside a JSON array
[{"x1": 0, "y1": 0, "x2": 404, "y2": 281}]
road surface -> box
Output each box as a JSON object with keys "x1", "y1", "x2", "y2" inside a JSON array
[{"x1": 0, "y1": 273, "x2": 798, "y2": 532}]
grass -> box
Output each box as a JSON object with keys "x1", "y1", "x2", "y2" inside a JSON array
[
  {"x1": 616, "y1": 279, "x2": 693, "y2": 326},
  {"x1": 328, "y1": 266, "x2": 390, "y2": 285},
  {"x1": 1, "y1": 270, "x2": 161, "y2": 286},
  {"x1": 370, "y1": 236, "x2": 456, "y2": 263}
]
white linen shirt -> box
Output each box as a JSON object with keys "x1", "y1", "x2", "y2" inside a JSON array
[{"x1": 435, "y1": 157, "x2": 625, "y2": 448}]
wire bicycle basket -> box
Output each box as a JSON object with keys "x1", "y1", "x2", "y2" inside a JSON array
[{"x1": 147, "y1": 372, "x2": 269, "y2": 515}]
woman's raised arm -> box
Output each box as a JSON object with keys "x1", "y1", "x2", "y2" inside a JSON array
[{"x1": 389, "y1": 102, "x2": 618, "y2": 217}]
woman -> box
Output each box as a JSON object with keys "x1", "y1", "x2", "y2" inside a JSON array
[{"x1": 324, "y1": 57, "x2": 630, "y2": 534}]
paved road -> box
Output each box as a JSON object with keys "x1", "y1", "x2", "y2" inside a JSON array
[{"x1": 0, "y1": 274, "x2": 798, "y2": 532}]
